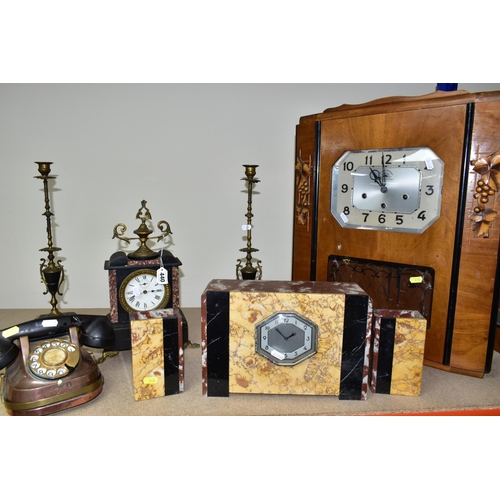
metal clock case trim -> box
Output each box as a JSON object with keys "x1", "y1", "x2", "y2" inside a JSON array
[{"x1": 255, "y1": 311, "x2": 318, "y2": 366}]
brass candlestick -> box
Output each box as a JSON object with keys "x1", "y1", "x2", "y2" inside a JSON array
[
  {"x1": 112, "y1": 200, "x2": 173, "y2": 259},
  {"x1": 35, "y1": 162, "x2": 65, "y2": 316},
  {"x1": 236, "y1": 164, "x2": 262, "y2": 280}
]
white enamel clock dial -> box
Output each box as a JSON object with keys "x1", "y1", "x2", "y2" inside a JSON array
[
  {"x1": 331, "y1": 147, "x2": 444, "y2": 233},
  {"x1": 255, "y1": 311, "x2": 318, "y2": 366},
  {"x1": 119, "y1": 269, "x2": 171, "y2": 312}
]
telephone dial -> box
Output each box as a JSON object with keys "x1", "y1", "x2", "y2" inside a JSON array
[{"x1": 0, "y1": 314, "x2": 115, "y2": 416}]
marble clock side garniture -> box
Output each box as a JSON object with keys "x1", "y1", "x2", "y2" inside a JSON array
[
  {"x1": 130, "y1": 308, "x2": 184, "y2": 401},
  {"x1": 370, "y1": 309, "x2": 427, "y2": 397}
]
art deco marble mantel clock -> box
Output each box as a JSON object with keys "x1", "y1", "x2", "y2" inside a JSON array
[
  {"x1": 104, "y1": 201, "x2": 187, "y2": 351},
  {"x1": 202, "y1": 279, "x2": 373, "y2": 400},
  {"x1": 292, "y1": 89, "x2": 500, "y2": 377}
]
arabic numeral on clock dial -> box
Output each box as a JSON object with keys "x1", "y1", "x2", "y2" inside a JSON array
[
  {"x1": 341, "y1": 183, "x2": 349, "y2": 193},
  {"x1": 343, "y1": 161, "x2": 354, "y2": 171},
  {"x1": 425, "y1": 185, "x2": 434, "y2": 195},
  {"x1": 362, "y1": 213, "x2": 405, "y2": 225},
  {"x1": 381, "y1": 153, "x2": 392, "y2": 164}
]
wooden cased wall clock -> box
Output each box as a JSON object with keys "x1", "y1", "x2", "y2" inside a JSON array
[{"x1": 292, "y1": 90, "x2": 500, "y2": 377}]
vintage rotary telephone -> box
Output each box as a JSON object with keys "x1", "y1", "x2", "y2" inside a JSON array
[{"x1": 0, "y1": 314, "x2": 115, "y2": 416}]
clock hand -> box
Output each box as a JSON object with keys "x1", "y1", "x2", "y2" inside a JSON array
[
  {"x1": 380, "y1": 156, "x2": 388, "y2": 193},
  {"x1": 276, "y1": 328, "x2": 297, "y2": 340},
  {"x1": 369, "y1": 167, "x2": 383, "y2": 186},
  {"x1": 137, "y1": 287, "x2": 164, "y2": 296},
  {"x1": 276, "y1": 327, "x2": 287, "y2": 339}
]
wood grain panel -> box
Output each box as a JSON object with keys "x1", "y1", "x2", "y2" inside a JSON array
[{"x1": 292, "y1": 91, "x2": 500, "y2": 376}]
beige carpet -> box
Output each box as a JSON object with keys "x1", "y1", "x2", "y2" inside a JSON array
[{"x1": 2, "y1": 308, "x2": 500, "y2": 416}]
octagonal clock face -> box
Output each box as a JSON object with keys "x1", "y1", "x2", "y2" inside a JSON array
[
  {"x1": 330, "y1": 147, "x2": 444, "y2": 233},
  {"x1": 255, "y1": 311, "x2": 318, "y2": 366}
]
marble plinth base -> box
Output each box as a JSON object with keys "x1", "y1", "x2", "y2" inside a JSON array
[
  {"x1": 202, "y1": 279, "x2": 372, "y2": 400},
  {"x1": 129, "y1": 309, "x2": 184, "y2": 401},
  {"x1": 370, "y1": 309, "x2": 427, "y2": 396}
]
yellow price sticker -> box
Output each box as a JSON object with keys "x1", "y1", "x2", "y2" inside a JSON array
[
  {"x1": 143, "y1": 376, "x2": 158, "y2": 385},
  {"x1": 409, "y1": 277, "x2": 423, "y2": 284},
  {"x1": 2, "y1": 326, "x2": 20, "y2": 338}
]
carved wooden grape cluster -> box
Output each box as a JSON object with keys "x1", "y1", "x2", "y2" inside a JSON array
[
  {"x1": 470, "y1": 148, "x2": 500, "y2": 237},
  {"x1": 473, "y1": 179, "x2": 496, "y2": 210},
  {"x1": 295, "y1": 156, "x2": 313, "y2": 226}
]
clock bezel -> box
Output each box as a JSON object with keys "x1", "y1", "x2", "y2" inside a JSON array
[
  {"x1": 118, "y1": 268, "x2": 171, "y2": 313},
  {"x1": 330, "y1": 146, "x2": 445, "y2": 234},
  {"x1": 255, "y1": 311, "x2": 318, "y2": 366}
]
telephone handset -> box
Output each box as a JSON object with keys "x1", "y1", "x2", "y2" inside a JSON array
[{"x1": 0, "y1": 314, "x2": 115, "y2": 416}]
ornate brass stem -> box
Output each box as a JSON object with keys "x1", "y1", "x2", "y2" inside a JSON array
[
  {"x1": 236, "y1": 165, "x2": 262, "y2": 280},
  {"x1": 35, "y1": 162, "x2": 65, "y2": 316}
]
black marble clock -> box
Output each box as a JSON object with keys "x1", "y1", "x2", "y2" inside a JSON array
[
  {"x1": 104, "y1": 201, "x2": 188, "y2": 350},
  {"x1": 104, "y1": 250, "x2": 187, "y2": 351}
]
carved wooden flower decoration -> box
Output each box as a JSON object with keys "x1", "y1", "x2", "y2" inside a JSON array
[
  {"x1": 471, "y1": 151, "x2": 500, "y2": 190},
  {"x1": 470, "y1": 208, "x2": 498, "y2": 237}
]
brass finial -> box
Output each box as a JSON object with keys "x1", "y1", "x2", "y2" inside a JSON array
[{"x1": 112, "y1": 200, "x2": 172, "y2": 259}]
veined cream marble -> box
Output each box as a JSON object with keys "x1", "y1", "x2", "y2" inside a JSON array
[
  {"x1": 130, "y1": 317, "x2": 165, "y2": 401},
  {"x1": 371, "y1": 309, "x2": 427, "y2": 397},
  {"x1": 229, "y1": 291, "x2": 346, "y2": 395},
  {"x1": 391, "y1": 314, "x2": 427, "y2": 396}
]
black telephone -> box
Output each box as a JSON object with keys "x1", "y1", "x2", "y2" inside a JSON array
[{"x1": 0, "y1": 314, "x2": 114, "y2": 416}]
